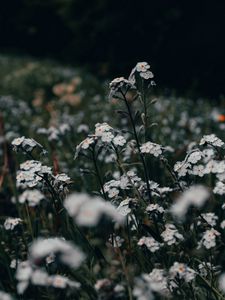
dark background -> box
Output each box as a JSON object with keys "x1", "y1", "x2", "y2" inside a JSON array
[{"x1": 1, "y1": 0, "x2": 225, "y2": 97}]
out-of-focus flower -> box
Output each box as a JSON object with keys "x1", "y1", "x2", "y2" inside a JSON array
[
  {"x1": 29, "y1": 238, "x2": 85, "y2": 268},
  {"x1": 64, "y1": 193, "x2": 124, "y2": 226},
  {"x1": 138, "y1": 236, "x2": 162, "y2": 252},
  {"x1": 4, "y1": 217, "x2": 22, "y2": 230},
  {"x1": 171, "y1": 185, "x2": 210, "y2": 219},
  {"x1": 19, "y1": 189, "x2": 44, "y2": 207}
]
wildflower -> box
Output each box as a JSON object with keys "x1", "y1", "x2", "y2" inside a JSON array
[
  {"x1": 48, "y1": 275, "x2": 80, "y2": 289},
  {"x1": 161, "y1": 224, "x2": 184, "y2": 245},
  {"x1": 219, "y1": 273, "x2": 225, "y2": 292},
  {"x1": 19, "y1": 189, "x2": 44, "y2": 207},
  {"x1": 108, "y1": 234, "x2": 124, "y2": 247},
  {"x1": 198, "y1": 228, "x2": 220, "y2": 249},
  {"x1": 4, "y1": 217, "x2": 22, "y2": 230},
  {"x1": 113, "y1": 135, "x2": 126, "y2": 146},
  {"x1": 190, "y1": 164, "x2": 205, "y2": 177},
  {"x1": 16, "y1": 261, "x2": 32, "y2": 294},
  {"x1": 174, "y1": 161, "x2": 191, "y2": 177},
  {"x1": 200, "y1": 134, "x2": 224, "y2": 147},
  {"x1": 133, "y1": 274, "x2": 154, "y2": 300},
  {"x1": 30, "y1": 238, "x2": 85, "y2": 268},
  {"x1": 171, "y1": 185, "x2": 210, "y2": 219},
  {"x1": 148, "y1": 268, "x2": 169, "y2": 295},
  {"x1": 12, "y1": 137, "x2": 43, "y2": 152},
  {"x1": 213, "y1": 181, "x2": 225, "y2": 195},
  {"x1": 169, "y1": 262, "x2": 196, "y2": 283},
  {"x1": 221, "y1": 220, "x2": 225, "y2": 229},
  {"x1": 95, "y1": 279, "x2": 111, "y2": 291},
  {"x1": 187, "y1": 149, "x2": 203, "y2": 164},
  {"x1": 146, "y1": 203, "x2": 164, "y2": 214},
  {"x1": 140, "y1": 141, "x2": 162, "y2": 157},
  {"x1": 138, "y1": 236, "x2": 162, "y2": 253},
  {"x1": 54, "y1": 173, "x2": 71, "y2": 183},
  {"x1": 200, "y1": 213, "x2": 218, "y2": 227},
  {"x1": 109, "y1": 77, "x2": 133, "y2": 94},
  {"x1": 129, "y1": 62, "x2": 154, "y2": 84},
  {"x1": 108, "y1": 188, "x2": 119, "y2": 198},
  {"x1": 117, "y1": 198, "x2": 133, "y2": 216},
  {"x1": 95, "y1": 123, "x2": 112, "y2": 136},
  {"x1": 64, "y1": 193, "x2": 124, "y2": 226},
  {"x1": 101, "y1": 131, "x2": 114, "y2": 143},
  {"x1": 0, "y1": 291, "x2": 13, "y2": 300}
]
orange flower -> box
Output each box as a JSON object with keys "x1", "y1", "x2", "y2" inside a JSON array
[{"x1": 218, "y1": 114, "x2": 225, "y2": 122}]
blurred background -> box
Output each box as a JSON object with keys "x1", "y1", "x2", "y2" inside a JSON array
[{"x1": 0, "y1": 0, "x2": 225, "y2": 97}]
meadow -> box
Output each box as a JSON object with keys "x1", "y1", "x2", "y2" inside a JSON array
[{"x1": 1, "y1": 56, "x2": 225, "y2": 299}]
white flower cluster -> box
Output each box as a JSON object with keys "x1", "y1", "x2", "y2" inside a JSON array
[
  {"x1": 171, "y1": 185, "x2": 210, "y2": 218},
  {"x1": 138, "y1": 236, "x2": 162, "y2": 253},
  {"x1": 16, "y1": 160, "x2": 52, "y2": 188},
  {"x1": 169, "y1": 262, "x2": 196, "y2": 283},
  {"x1": 161, "y1": 224, "x2": 184, "y2": 245},
  {"x1": 198, "y1": 213, "x2": 218, "y2": 227},
  {"x1": 75, "y1": 123, "x2": 126, "y2": 158},
  {"x1": 104, "y1": 171, "x2": 142, "y2": 198},
  {"x1": 140, "y1": 141, "x2": 162, "y2": 157},
  {"x1": 30, "y1": 238, "x2": 85, "y2": 268},
  {"x1": 146, "y1": 203, "x2": 164, "y2": 214},
  {"x1": 12, "y1": 136, "x2": 43, "y2": 152},
  {"x1": 37, "y1": 123, "x2": 70, "y2": 141},
  {"x1": 16, "y1": 260, "x2": 80, "y2": 295},
  {"x1": 129, "y1": 62, "x2": 154, "y2": 83},
  {"x1": 18, "y1": 189, "x2": 44, "y2": 207},
  {"x1": 200, "y1": 134, "x2": 224, "y2": 147},
  {"x1": 64, "y1": 193, "x2": 124, "y2": 226},
  {"x1": 4, "y1": 217, "x2": 22, "y2": 230},
  {"x1": 198, "y1": 228, "x2": 220, "y2": 249}
]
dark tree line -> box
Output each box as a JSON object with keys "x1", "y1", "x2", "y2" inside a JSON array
[{"x1": 0, "y1": 0, "x2": 225, "y2": 97}]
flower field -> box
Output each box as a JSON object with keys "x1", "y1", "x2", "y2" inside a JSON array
[{"x1": 1, "y1": 56, "x2": 225, "y2": 299}]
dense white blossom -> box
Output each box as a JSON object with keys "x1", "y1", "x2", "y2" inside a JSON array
[{"x1": 138, "y1": 236, "x2": 162, "y2": 253}]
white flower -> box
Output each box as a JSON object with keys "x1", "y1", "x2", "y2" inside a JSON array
[
  {"x1": 169, "y1": 262, "x2": 196, "y2": 283},
  {"x1": 48, "y1": 275, "x2": 80, "y2": 289},
  {"x1": 200, "y1": 134, "x2": 224, "y2": 147},
  {"x1": 12, "y1": 136, "x2": 25, "y2": 146},
  {"x1": 54, "y1": 173, "x2": 70, "y2": 183},
  {"x1": 19, "y1": 190, "x2": 44, "y2": 207},
  {"x1": 161, "y1": 224, "x2": 184, "y2": 245},
  {"x1": 219, "y1": 273, "x2": 225, "y2": 292},
  {"x1": 101, "y1": 131, "x2": 114, "y2": 143},
  {"x1": 95, "y1": 123, "x2": 112, "y2": 136},
  {"x1": 198, "y1": 228, "x2": 220, "y2": 249},
  {"x1": 30, "y1": 238, "x2": 85, "y2": 268},
  {"x1": 187, "y1": 150, "x2": 203, "y2": 164},
  {"x1": 190, "y1": 164, "x2": 205, "y2": 177},
  {"x1": 146, "y1": 204, "x2": 164, "y2": 214},
  {"x1": 138, "y1": 236, "x2": 162, "y2": 253},
  {"x1": 213, "y1": 181, "x2": 225, "y2": 195},
  {"x1": 64, "y1": 193, "x2": 124, "y2": 226},
  {"x1": 174, "y1": 161, "x2": 191, "y2": 177},
  {"x1": 113, "y1": 135, "x2": 126, "y2": 146},
  {"x1": 136, "y1": 62, "x2": 150, "y2": 73},
  {"x1": 148, "y1": 268, "x2": 169, "y2": 295},
  {"x1": 108, "y1": 234, "x2": 124, "y2": 247},
  {"x1": 200, "y1": 213, "x2": 218, "y2": 227},
  {"x1": 4, "y1": 217, "x2": 22, "y2": 230},
  {"x1": 133, "y1": 274, "x2": 154, "y2": 300},
  {"x1": 108, "y1": 188, "x2": 119, "y2": 198},
  {"x1": 117, "y1": 198, "x2": 132, "y2": 216},
  {"x1": 171, "y1": 185, "x2": 210, "y2": 219},
  {"x1": 221, "y1": 220, "x2": 225, "y2": 229},
  {"x1": 140, "y1": 142, "x2": 162, "y2": 157},
  {"x1": 0, "y1": 291, "x2": 13, "y2": 300}
]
